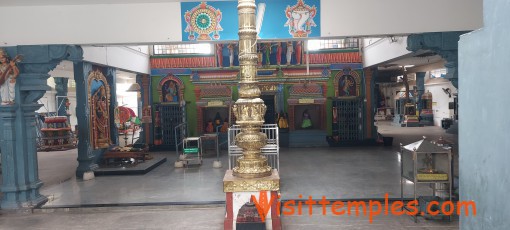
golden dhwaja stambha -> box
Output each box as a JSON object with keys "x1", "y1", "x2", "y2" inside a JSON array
[{"x1": 232, "y1": 0, "x2": 272, "y2": 178}]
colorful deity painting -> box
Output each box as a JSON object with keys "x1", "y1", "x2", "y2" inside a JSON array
[
  {"x1": 88, "y1": 70, "x2": 111, "y2": 149},
  {"x1": 158, "y1": 75, "x2": 185, "y2": 104},
  {"x1": 184, "y1": 2, "x2": 223, "y2": 41},
  {"x1": 284, "y1": 0, "x2": 317, "y2": 38},
  {"x1": 163, "y1": 80, "x2": 179, "y2": 103},
  {"x1": 334, "y1": 69, "x2": 361, "y2": 98},
  {"x1": 338, "y1": 75, "x2": 356, "y2": 97}
]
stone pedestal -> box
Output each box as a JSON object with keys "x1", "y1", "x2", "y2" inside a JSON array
[{"x1": 223, "y1": 170, "x2": 281, "y2": 230}]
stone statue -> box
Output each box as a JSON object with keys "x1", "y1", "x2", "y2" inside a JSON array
[
  {"x1": 93, "y1": 85, "x2": 110, "y2": 148},
  {"x1": 263, "y1": 43, "x2": 271, "y2": 66},
  {"x1": 286, "y1": 41, "x2": 293, "y2": 65},
  {"x1": 216, "y1": 44, "x2": 223, "y2": 67},
  {"x1": 0, "y1": 49, "x2": 20, "y2": 105},
  {"x1": 276, "y1": 42, "x2": 282, "y2": 65},
  {"x1": 228, "y1": 43, "x2": 236, "y2": 67},
  {"x1": 301, "y1": 109, "x2": 312, "y2": 129},
  {"x1": 295, "y1": 41, "x2": 302, "y2": 65}
]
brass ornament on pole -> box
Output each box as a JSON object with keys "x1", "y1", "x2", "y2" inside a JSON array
[{"x1": 232, "y1": 0, "x2": 272, "y2": 178}]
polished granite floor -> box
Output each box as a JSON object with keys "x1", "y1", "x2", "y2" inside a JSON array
[
  {"x1": 0, "y1": 121, "x2": 459, "y2": 229},
  {"x1": 37, "y1": 121, "x2": 457, "y2": 207},
  {"x1": 1, "y1": 205, "x2": 459, "y2": 230}
]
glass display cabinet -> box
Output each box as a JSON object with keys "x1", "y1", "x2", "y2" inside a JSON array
[{"x1": 400, "y1": 137, "x2": 452, "y2": 222}]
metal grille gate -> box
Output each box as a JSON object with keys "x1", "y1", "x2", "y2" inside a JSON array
[
  {"x1": 333, "y1": 99, "x2": 363, "y2": 141},
  {"x1": 160, "y1": 104, "x2": 184, "y2": 147}
]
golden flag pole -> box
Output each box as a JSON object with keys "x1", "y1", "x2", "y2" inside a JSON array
[{"x1": 232, "y1": 0, "x2": 272, "y2": 178}]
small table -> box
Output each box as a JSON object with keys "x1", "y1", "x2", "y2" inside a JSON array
[{"x1": 201, "y1": 133, "x2": 219, "y2": 159}]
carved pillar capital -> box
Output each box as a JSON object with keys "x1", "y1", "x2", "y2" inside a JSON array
[{"x1": 407, "y1": 32, "x2": 465, "y2": 89}]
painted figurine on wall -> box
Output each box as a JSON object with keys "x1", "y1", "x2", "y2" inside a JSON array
[
  {"x1": 0, "y1": 49, "x2": 21, "y2": 105},
  {"x1": 216, "y1": 44, "x2": 223, "y2": 67},
  {"x1": 339, "y1": 75, "x2": 355, "y2": 97},
  {"x1": 164, "y1": 81, "x2": 179, "y2": 102},
  {"x1": 276, "y1": 42, "x2": 282, "y2": 66},
  {"x1": 286, "y1": 41, "x2": 293, "y2": 65},
  {"x1": 263, "y1": 43, "x2": 272, "y2": 66},
  {"x1": 227, "y1": 43, "x2": 236, "y2": 67},
  {"x1": 295, "y1": 41, "x2": 303, "y2": 65}
]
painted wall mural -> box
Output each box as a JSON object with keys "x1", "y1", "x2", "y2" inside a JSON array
[
  {"x1": 158, "y1": 74, "x2": 185, "y2": 104},
  {"x1": 184, "y1": 2, "x2": 223, "y2": 41},
  {"x1": 334, "y1": 69, "x2": 361, "y2": 98},
  {"x1": 181, "y1": 0, "x2": 321, "y2": 41},
  {"x1": 88, "y1": 70, "x2": 111, "y2": 149},
  {"x1": 284, "y1": 0, "x2": 317, "y2": 38}
]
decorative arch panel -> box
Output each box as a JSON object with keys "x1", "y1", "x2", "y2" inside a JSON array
[
  {"x1": 334, "y1": 68, "x2": 361, "y2": 98},
  {"x1": 88, "y1": 70, "x2": 111, "y2": 149},
  {"x1": 158, "y1": 74, "x2": 185, "y2": 104}
]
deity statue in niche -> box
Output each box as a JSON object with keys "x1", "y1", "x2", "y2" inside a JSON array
[
  {"x1": 301, "y1": 109, "x2": 312, "y2": 129},
  {"x1": 338, "y1": 75, "x2": 356, "y2": 97},
  {"x1": 205, "y1": 120, "x2": 214, "y2": 133},
  {"x1": 220, "y1": 119, "x2": 229, "y2": 133},
  {"x1": 277, "y1": 112, "x2": 288, "y2": 129},
  {"x1": 91, "y1": 84, "x2": 110, "y2": 149},
  {"x1": 163, "y1": 80, "x2": 179, "y2": 103}
]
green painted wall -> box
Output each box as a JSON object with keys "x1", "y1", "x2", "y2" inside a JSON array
[
  {"x1": 182, "y1": 76, "x2": 197, "y2": 136},
  {"x1": 151, "y1": 76, "x2": 162, "y2": 103},
  {"x1": 150, "y1": 75, "x2": 197, "y2": 137},
  {"x1": 231, "y1": 84, "x2": 238, "y2": 101},
  {"x1": 326, "y1": 74, "x2": 336, "y2": 135}
]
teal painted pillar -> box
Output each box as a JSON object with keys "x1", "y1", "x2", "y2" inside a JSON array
[
  {"x1": 54, "y1": 77, "x2": 68, "y2": 117},
  {"x1": 0, "y1": 45, "x2": 82, "y2": 210},
  {"x1": 415, "y1": 72, "x2": 425, "y2": 112},
  {"x1": 136, "y1": 74, "x2": 145, "y2": 145},
  {"x1": 74, "y1": 65, "x2": 118, "y2": 178},
  {"x1": 74, "y1": 62, "x2": 98, "y2": 178},
  {"x1": 106, "y1": 67, "x2": 119, "y2": 146}
]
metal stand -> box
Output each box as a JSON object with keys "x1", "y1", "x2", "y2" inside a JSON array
[
  {"x1": 400, "y1": 140, "x2": 453, "y2": 222},
  {"x1": 228, "y1": 124, "x2": 279, "y2": 171}
]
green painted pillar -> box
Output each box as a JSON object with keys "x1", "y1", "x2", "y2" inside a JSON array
[
  {"x1": 0, "y1": 45, "x2": 82, "y2": 210},
  {"x1": 106, "y1": 67, "x2": 119, "y2": 146}
]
